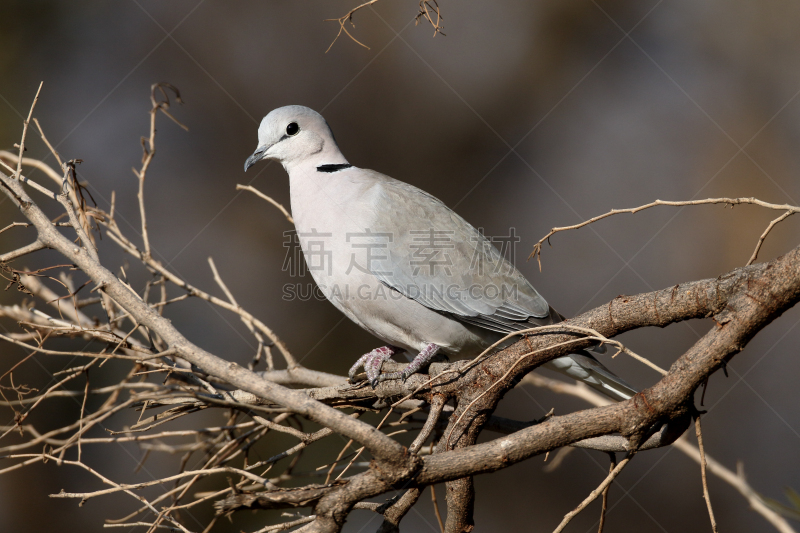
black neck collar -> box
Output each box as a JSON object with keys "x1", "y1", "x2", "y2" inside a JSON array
[{"x1": 316, "y1": 163, "x2": 352, "y2": 173}]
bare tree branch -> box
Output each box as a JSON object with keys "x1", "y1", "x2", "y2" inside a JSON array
[
  {"x1": 237, "y1": 184, "x2": 294, "y2": 224},
  {"x1": 13, "y1": 82, "x2": 43, "y2": 181},
  {"x1": 2, "y1": 86, "x2": 798, "y2": 533},
  {"x1": 528, "y1": 368, "x2": 797, "y2": 533},
  {"x1": 530, "y1": 197, "x2": 798, "y2": 270}
]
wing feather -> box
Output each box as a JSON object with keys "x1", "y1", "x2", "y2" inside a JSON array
[{"x1": 362, "y1": 172, "x2": 550, "y2": 331}]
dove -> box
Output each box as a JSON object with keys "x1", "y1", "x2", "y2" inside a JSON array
[{"x1": 245, "y1": 105, "x2": 636, "y2": 401}]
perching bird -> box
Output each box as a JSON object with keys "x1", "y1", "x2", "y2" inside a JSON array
[{"x1": 245, "y1": 105, "x2": 636, "y2": 401}]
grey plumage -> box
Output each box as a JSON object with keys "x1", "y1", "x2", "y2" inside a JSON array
[{"x1": 245, "y1": 105, "x2": 636, "y2": 401}]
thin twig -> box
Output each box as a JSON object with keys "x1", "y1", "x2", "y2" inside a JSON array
[
  {"x1": 431, "y1": 465, "x2": 445, "y2": 533},
  {"x1": 531, "y1": 197, "x2": 800, "y2": 270},
  {"x1": 102, "y1": 523, "x2": 181, "y2": 531},
  {"x1": 334, "y1": 409, "x2": 407, "y2": 482},
  {"x1": 77, "y1": 370, "x2": 90, "y2": 461},
  {"x1": 100, "y1": 218, "x2": 296, "y2": 367},
  {"x1": 33, "y1": 118, "x2": 64, "y2": 168},
  {"x1": 324, "y1": 438, "x2": 355, "y2": 485},
  {"x1": 597, "y1": 453, "x2": 616, "y2": 533},
  {"x1": 0, "y1": 222, "x2": 30, "y2": 234},
  {"x1": 416, "y1": 0, "x2": 445, "y2": 36},
  {"x1": 529, "y1": 374, "x2": 795, "y2": 533},
  {"x1": 208, "y1": 256, "x2": 272, "y2": 370},
  {"x1": 552, "y1": 453, "x2": 634, "y2": 533},
  {"x1": 324, "y1": 0, "x2": 380, "y2": 52},
  {"x1": 236, "y1": 184, "x2": 294, "y2": 224},
  {"x1": 14, "y1": 82, "x2": 43, "y2": 180},
  {"x1": 611, "y1": 345, "x2": 668, "y2": 375},
  {"x1": 251, "y1": 515, "x2": 316, "y2": 532},
  {"x1": 695, "y1": 416, "x2": 719, "y2": 533},
  {"x1": 245, "y1": 419, "x2": 355, "y2": 473},
  {"x1": 6, "y1": 454, "x2": 191, "y2": 533},
  {"x1": 50, "y1": 465, "x2": 271, "y2": 501},
  {"x1": 748, "y1": 210, "x2": 794, "y2": 265}
]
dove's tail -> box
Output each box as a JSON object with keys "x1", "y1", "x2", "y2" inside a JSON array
[
  {"x1": 535, "y1": 307, "x2": 637, "y2": 402},
  {"x1": 543, "y1": 350, "x2": 637, "y2": 402}
]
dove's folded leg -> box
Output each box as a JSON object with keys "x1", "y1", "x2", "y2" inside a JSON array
[
  {"x1": 376, "y1": 343, "x2": 439, "y2": 384},
  {"x1": 348, "y1": 344, "x2": 441, "y2": 387}
]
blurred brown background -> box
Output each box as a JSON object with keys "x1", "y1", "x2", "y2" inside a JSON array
[{"x1": 1, "y1": 1, "x2": 799, "y2": 532}]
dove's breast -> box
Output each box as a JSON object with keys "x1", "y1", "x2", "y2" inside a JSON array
[{"x1": 287, "y1": 167, "x2": 492, "y2": 356}]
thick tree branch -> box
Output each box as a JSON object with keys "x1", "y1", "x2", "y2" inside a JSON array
[{"x1": 414, "y1": 244, "x2": 800, "y2": 485}]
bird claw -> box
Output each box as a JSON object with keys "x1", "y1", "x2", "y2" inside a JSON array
[
  {"x1": 349, "y1": 344, "x2": 440, "y2": 387},
  {"x1": 349, "y1": 346, "x2": 395, "y2": 387}
]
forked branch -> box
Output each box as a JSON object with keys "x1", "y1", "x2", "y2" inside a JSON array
[{"x1": 530, "y1": 197, "x2": 799, "y2": 270}]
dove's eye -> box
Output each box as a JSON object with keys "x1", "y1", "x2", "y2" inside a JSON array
[{"x1": 286, "y1": 122, "x2": 300, "y2": 136}]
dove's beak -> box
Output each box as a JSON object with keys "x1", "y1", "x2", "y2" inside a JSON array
[{"x1": 244, "y1": 145, "x2": 268, "y2": 172}]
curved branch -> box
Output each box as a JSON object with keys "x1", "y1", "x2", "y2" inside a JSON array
[{"x1": 530, "y1": 197, "x2": 798, "y2": 269}]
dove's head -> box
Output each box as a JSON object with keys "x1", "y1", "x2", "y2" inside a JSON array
[{"x1": 244, "y1": 106, "x2": 347, "y2": 172}]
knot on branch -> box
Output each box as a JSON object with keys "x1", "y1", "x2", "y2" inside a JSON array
[{"x1": 370, "y1": 448, "x2": 424, "y2": 486}]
